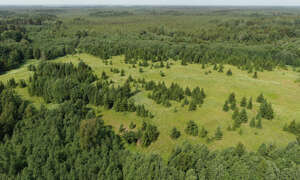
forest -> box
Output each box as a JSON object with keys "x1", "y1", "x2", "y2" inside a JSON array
[{"x1": 0, "y1": 6, "x2": 299, "y2": 179}]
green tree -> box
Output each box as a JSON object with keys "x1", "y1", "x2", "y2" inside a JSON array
[
  {"x1": 200, "y1": 126, "x2": 208, "y2": 138},
  {"x1": 170, "y1": 127, "x2": 181, "y2": 139},
  {"x1": 223, "y1": 100, "x2": 229, "y2": 112},
  {"x1": 215, "y1": 126, "x2": 223, "y2": 140},
  {"x1": 247, "y1": 97, "x2": 253, "y2": 109},
  {"x1": 226, "y1": 69, "x2": 233, "y2": 76},
  {"x1": 239, "y1": 109, "x2": 248, "y2": 123},
  {"x1": 185, "y1": 120, "x2": 199, "y2": 136},
  {"x1": 249, "y1": 117, "x2": 256, "y2": 128},
  {"x1": 240, "y1": 97, "x2": 247, "y2": 107},
  {"x1": 256, "y1": 93, "x2": 265, "y2": 103}
]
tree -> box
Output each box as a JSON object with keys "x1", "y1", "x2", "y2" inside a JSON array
[
  {"x1": 215, "y1": 126, "x2": 223, "y2": 140},
  {"x1": 223, "y1": 100, "x2": 229, "y2": 112},
  {"x1": 235, "y1": 142, "x2": 246, "y2": 157},
  {"x1": 226, "y1": 69, "x2": 233, "y2": 76},
  {"x1": 170, "y1": 127, "x2": 181, "y2": 139},
  {"x1": 239, "y1": 109, "x2": 248, "y2": 123},
  {"x1": 120, "y1": 69, "x2": 125, "y2": 76},
  {"x1": 141, "y1": 123, "x2": 160, "y2": 147},
  {"x1": 247, "y1": 97, "x2": 253, "y2": 109},
  {"x1": 228, "y1": 92, "x2": 236, "y2": 104},
  {"x1": 188, "y1": 100, "x2": 197, "y2": 111},
  {"x1": 200, "y1": 126, "x2": 208, "y2": 138},
  {"x1": 185, "y1": 87, "x2": 192, "y2": 96},
  {"x1": 240, "y1": 97, "x2": 247, "y2": 107},
  {"x1": 185, "y1": 120, "x2": 198, "y2": 136},
  {"x1": 256, "y1": 93, "x2": 265, "y2": 103},
  {"x1": 230, "y1": 100, "x2": 237, "y2": 110},
  {"x1": 253, "y1": 72, "x2": 258, "y2": 79},
  {"x1": 249, "y1": 117, "x2": 256, "y2": 128},
  {"x1": 259, "y1": 100, "x2": 274, "y2": 120},
  {"x1": 256, "y1": 115, "x2": 262, "y2": 129},
  {"x1": 129, "y1": 122, "x2": 136, "y2": 129},
  {"x1": 232, "y1": 108, "x2": 240, "y2": 120}
]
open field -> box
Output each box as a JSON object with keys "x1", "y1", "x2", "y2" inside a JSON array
[{"x1": 1, "y1": 53, "x2": 299, "y2": 158}]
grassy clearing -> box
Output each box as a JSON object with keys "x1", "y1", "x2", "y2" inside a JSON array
[{"x1": 1, "y1": 54, "x2": 299, "y2": 158}]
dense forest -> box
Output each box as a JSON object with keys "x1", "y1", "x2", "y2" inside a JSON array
[{"x1": 0, "y1": 6, "x2": 299, "y2": 179}]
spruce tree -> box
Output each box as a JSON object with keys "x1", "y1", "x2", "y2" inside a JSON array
[
  {"x1": 200, "y1": 127, "x2": 208, "y2": 138},
  {"x1": 185, "y1": 120, "x2": 199, "y2": 136},
  {"x1": 256, "y1": 115, "x2": 262, "y2": 129},
  {"x1": 259, "y1": 100, "x2": 274, "y2": 120},
  {"x1": 239, "y1": 109, "x2": 248, "y2": 123},
  {"x1": 240, "y1": 97, "x2": 247, "y2": 107},
  {"x1": 223, "y1": 100, "x2": 229, "y2": 112},
  {"x1": 247, "y1": 97, "x2": 253, "y2": 109},
  {"x1": 215, "y1": 127, "x2": 223, "y2": 140},
  {"x1": 185, "y1": 87, "x2": 192, "y2": 96},
  {"x1": 230, "y1": 100, "x2": 236, "y2": 110},
  {"x1": 253, "y1": 72, "x2": 258, "y2": 79},
  {"x1": 226, "y1": 69, "x2": 233, "y2": 76},
  {"x1": 188, "y1": 100, "x2": 197, "y2": 111},
  {"x1": 232, "y1": 108, "x2": 240, "y2": 120},
  {"x1": 170, "y1": 127, "x2": 181, "y2": 139},
  {"x1": 250, "y1": 117, "x2": 256, "y2": 128},
  {"x1": 228, "y1": 92, "x2": 236, "y2": 104},
  {"x1": 256, "y1": 93, "x2": 265, "y2": 103}
]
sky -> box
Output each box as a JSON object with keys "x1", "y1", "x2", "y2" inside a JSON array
[{"x1": 0, "y1": 0, "x2": 300, "y2": 6}]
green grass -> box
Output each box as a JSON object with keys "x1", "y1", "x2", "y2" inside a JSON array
[{"x1": 1, "y1": 54, "x2": 299, "y2": 159}]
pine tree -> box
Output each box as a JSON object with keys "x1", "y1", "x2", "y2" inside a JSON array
[
  {"x1": 259, "y1": 100, "x2": 274, "y2": 120},
  {"x1": 200, "y1": 126, "x2": 208, "y2": 138},
  {"x1": 215, "y1": 126, "x2": 223, "y2": 140},
  {"x1": 218, "y1": 64, "x2": 224, "y2": 72},
  {"x1": 185, "y1": 87, "x2": 192, "y2": 96},
  {"x1": 188, "y1": 100, "x2": 197, "y2": 111},
  {"x1": 250, "y1": 117, "x2": 256, "y2": 128},
  {"x1": 232, "y1": 108, "x2": 239, "y2": 120},
  {"x1": 213, "y1": 64, "x2": 218, "y2": 71},
  {"x1": 185, "y1": 120, "x2": 198, "y2": 136},
  {"x1": 239, "y1": 109, "x2": 248, "y2": 123},
  {"x1": 235, "y1": 142, "x2": 246, "y2": 157},
  {"x1": 228, "y1": 92, "x2": 236, "y2": 104},
  {"x1": 256, "y1": 93, "x2": 265, "y2": 103},
  {"x1": 240, "y1": 97, "x2": 247, "y2": 107},
  {"x1": 230, "y1": 100, "x2": 236, "y2": 110},
  {"x1": 256, "y1": 115, "x2": 262, "y2": 129},
  {"x1": 129, "y1": 122, "x2": 136, "y2": 129},
  {"x1": 170, "y1": 127, "x2": 181, "y2": 139},
  {"x1": 253, "y1": 72, "x2": 258, "y2": 79},
  {"x1": 247, "y1": 97, "x2": 253, "y2": 109},
  {"x1": 223, "y1": 100, "x2": 229, "y2": 112},
  {"x1": 226, "y1": 69, "x2": 233, "y2": 76},
  {"x1": 120, "y1": 69, "x2": 125, "y2": 76}
]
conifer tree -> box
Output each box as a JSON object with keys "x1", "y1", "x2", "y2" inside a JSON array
[
  {"x1": 188, "y1": 100, "x2": 197, "y2": 111},
  {"x1": 228, "y1": 92, "x2": 236, "y2": 104},
  {"x1": 200, "y1": 126, "x2": 208, "y2": 138},
  {"x1": 215, "y1": 126, "x2": 223, "y2": 140},
  {"x1": 253, "y1": 72, "x2": 258, "y2": 79},
  {"x1": 256, "y1": 93, "x2": 265, "y2": 103},
  {"x1": 250, "y1": 117, "x2": 256, "y2": 128},
  {"x1": 247, "y1": 97, "x2": 253, "y2": 109},
  {"x1": 235, "y1": 142, "x2": 246, "y2": 157},
  {"x1": 240, "y1": 97, "x2": 247, "y2": 107},
  {"x1": 239, "y1": 109, "x2": 248, "y2": 123},
  {"x1": 185, "y1": 87, "x2": 192, "y2": 96},
  {"x1": 185, "y1": 120, "x2": 198, "y2": 136},
  {"x1": 218, "y1": 64, "x2": 224, "y2": 72},
  {"x1": 259, "y1": 100, "x2": 274, "y2": 120},
  {"x1": 230, "y1": 100, "x2": 237, "y2": 110},
  {"x1": 232, "y1": 108, "x2": 239, "y2": 120},
  {"x1": 223, "y1": 100, "x2": 229, "y2": 112},
  {"x1": 226, "y1": 69, "x2": 233, "y2": 76},
  {"x1": 129, "y1": 122, "x2": 136, "y2": 129},
  {"x1": 170, "y1": 127, "x2": 181, "y2": 139},
  {"x1": 256, "y1": 115, "x2": 262, "y2": 129}
]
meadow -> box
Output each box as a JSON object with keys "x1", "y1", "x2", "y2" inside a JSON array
[{"x1": 1, "y1": 53, "x2": 299, "y2": 158}]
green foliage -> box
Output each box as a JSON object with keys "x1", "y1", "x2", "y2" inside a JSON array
[
  {"x1": 259, "y1": 100, "x2": 274, "y2": 120},
  {"x1": 240, "y1": 97, "x2": 247, "y2": 107},
  {"x1": 141, "y1": 123, "x2": 160, "y2": 147},
  {"x1": 170, "y1": 127, "x2": 181, "y2": 139},
  {"x1": 185, "y1": 120, "x2": 198, "y2": 136},
  {"x1": 215, "y1": 126, "x2": 223, "y2": 140}
]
